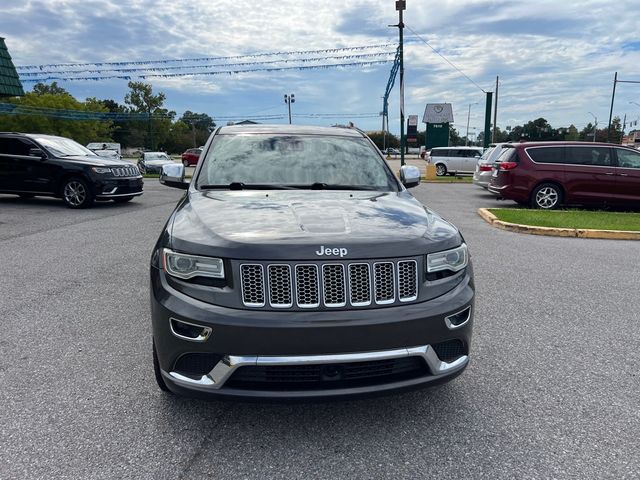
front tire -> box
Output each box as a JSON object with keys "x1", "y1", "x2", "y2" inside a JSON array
[
  {"x1": 435, "y1": 164, "x2": 447, "y2": 176},
  {"x1": 531, "y1": 183, "x2": 563, "y2": 209},
  {"x1": 61, "y1": 177, "x2": 94, "y2": 209},
  {"x1": 183, "y1": 159, "x2": 189, "y2": 167}
]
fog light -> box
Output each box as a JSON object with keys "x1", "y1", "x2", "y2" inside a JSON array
[
  {"x1": 444, "y1": 306, "x2": 471, "y2": 330},
  {"x1": 169, "y1": 318, "x2": 212, "y2": 342}
]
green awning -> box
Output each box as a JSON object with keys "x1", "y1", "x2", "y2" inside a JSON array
[{"x1": 0, "y1": 37, "x2": 25, "y2": 97}]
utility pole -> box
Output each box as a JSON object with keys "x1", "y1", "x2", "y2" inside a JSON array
[
  {"x1": 465, "y1": 102, "x2": 477, "y2": 146},
  {"x1": 284, "y1": 93, "x2": 295, "y2": 124},
  {"x1": 492, "y1": 76, "x2": 499, "y2": 143},
  {"x1": 396, "y1": 0, "x2": 406, "y2": 166},
  {"x1": 607, "y1": 72, "x2": 617, "y2": 142},
  {"x1": 588, "y1": 112, "x2": 598, "y2": 142},
  {"x1": 622, "y1": 113, "x2": 627, "y2": 144}
]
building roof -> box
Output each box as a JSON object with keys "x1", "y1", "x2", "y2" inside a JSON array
[{"x1": 0, "y1": 37, "x2": 25, "y2": 97}]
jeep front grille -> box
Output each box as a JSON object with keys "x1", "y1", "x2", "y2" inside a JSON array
[
  {"x1": 240, "y1": 259, "x2": 419, "y2": 309},
  {"x1": 111, "y1": 165, "x2": 139, "y2": 177}
]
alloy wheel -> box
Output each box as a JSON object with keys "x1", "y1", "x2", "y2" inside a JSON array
[
  {"x1": 63, "y1": 180, "x2": 87, "y2": 207},
  {"x1": 435, "y1": 164, "x2": 446, "y2": 176},
  {"x1": 535, "y1": 186, "x2": 559, "y2": 209}
]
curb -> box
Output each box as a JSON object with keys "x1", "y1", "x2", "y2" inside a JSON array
[{"x1": 477, "y1": 208, "x2": 640, "y2": 240}]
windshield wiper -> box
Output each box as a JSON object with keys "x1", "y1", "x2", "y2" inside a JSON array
[
  {"x1": 289, "y1": 183, "x2": 380, "y2": 191},
  {"x1": 199, "y1": 182, "x2": 297, "y2": 190}
]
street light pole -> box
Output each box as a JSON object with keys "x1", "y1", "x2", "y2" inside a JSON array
[
  {"x1": 588, "y1": 112, "x2": 598, "y2": 142},
  {"x1": 284, "y1": 93, "x2": 295, "y2": 124},
  {"x1": 396, "y1": 0, "x2": 406, "y2": 167},
  {"x1": 465, "y1": 103, "x2": 477, "y2": 146}
]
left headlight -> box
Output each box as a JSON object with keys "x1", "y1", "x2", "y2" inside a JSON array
[
  {"x1": 163, "y1": 248, "x2": 225, "y2": 279},
  {"x1": 427, "y1": 243, "x2": 468, "y2": 273},
  {"x1": 91, "y1": 167, "x2": 112, "y2": 174}
]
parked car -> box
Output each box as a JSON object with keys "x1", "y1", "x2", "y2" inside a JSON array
[
  {"x1": 429, "y1": 147, "x2": 483, "y2": 176},
  {"x1": 87, "y1": 142, "x2": 121, "y2": 155},
  {"x1": 151, "y1": 124, "x2": 474, "y2": 400},
  {"x1": 0, "y1": 133, "x2": 142, "y2": 208},
  {"x1": 138, "y1": 152, "x2": 173, "y2": 174},
  {"x1": 93, "y1": 149, "x2": 122, "y2": 161},
  {"x1": 488, "y1": 142, "x2": 640, "y2": 209},
  {"x1": 181, "y1": 148, "x2": 202, "y2": 167},
  {"x1": 473, "y1": 143, "x2": 510, "y2": 189},
  {"x1": 385, "y1": 147, "x2": 400, "y2": 155}
]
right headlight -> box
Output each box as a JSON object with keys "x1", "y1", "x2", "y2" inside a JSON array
[
  {"x1": 427, "y1": 243, "x2": 468, "y2": 273},
  {"x1": 163, "y1": 248, "x2": 225, "y2": 280}
]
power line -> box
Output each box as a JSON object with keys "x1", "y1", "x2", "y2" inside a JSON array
[
  {"x1": 16, "y1": 43, "x2": 397, "y2": 70},
  {"x1": 404, "y1": 25, "x2": 486, "y2": 93}
]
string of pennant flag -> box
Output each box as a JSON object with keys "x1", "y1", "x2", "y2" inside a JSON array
[
  {"x1": 18, "y1": 52, "x2": 395, "y2": 77},
  {"x1": 15, "y1": 43, "x2": 398, "y2": 70},
  {"x1": 19, "y1": 59, "x2": 394, "y2": 83}
]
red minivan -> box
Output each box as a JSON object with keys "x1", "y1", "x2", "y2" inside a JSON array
[{"x1": 488, "y1": 142, "x2": 640, "y2": 209}]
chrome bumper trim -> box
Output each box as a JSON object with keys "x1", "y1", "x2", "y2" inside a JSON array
[
  {"x1": 96, "y1": 191, "x2": 143, "y2": 198},
  {"x1": 165, "y1": 344, "x2": 468, "y2": 390}
]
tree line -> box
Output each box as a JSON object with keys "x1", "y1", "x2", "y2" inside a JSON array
[
  {"x1": 367, "y1": 116, "x2": 625, "y2": 151},
  {"x1": 0, "y1": 82, "x2": 215, "y2": 153}
]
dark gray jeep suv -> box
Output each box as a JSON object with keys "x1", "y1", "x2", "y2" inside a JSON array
[{"x1": 151, "y1": 124, "x2": 474, "y2": 400}]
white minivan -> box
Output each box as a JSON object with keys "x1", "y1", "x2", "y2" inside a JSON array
[{"x1": 429, "y1": 147, "x2": 483, "y2": 176}]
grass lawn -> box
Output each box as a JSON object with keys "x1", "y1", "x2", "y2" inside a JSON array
[{"x1": 489, "y1": 208, "x2": 640, "y2": 231}]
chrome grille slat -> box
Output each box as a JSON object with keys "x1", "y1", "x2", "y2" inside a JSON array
[
  {"x1": 240, "y1": 264, "x2": 265, "y2": 307},
  {"x1": 374, "y1": 262, "x2": 395, "y2": 304},
  {"x1": 267, "y1": 265, "x2": 292, "y2": 308},
  {"x1": 240, "y1": 259, "x2": 417, "y2": 309},
  {"x1": 348, "y1": 263, "x2": 371, "y2": 306},
  {"x1": 398, "y1": 260, "x2": 418, "y2": 302},
  {"x1": 322, "y1": 264, "x2": 346, "y2": 307},
  {"x1": 295, "y1": 264, "x2": 320, "y2": 308}
]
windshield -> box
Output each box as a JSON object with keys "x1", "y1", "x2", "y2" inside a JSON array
[
  {"x1": 479, "y1": 147, "x2": 495, "y2": 161},
  {"x1": 33, "y1": 136, "x2": 97, "y2": 157},
  {"x1": 94, "y1": 150, "x2": 118, "y2": 157},
  {"x1": 197, "y1": 134, "x2": 398, "y2": 191},
  {"x1": 145, "y1": 153, "x2": 170, "y2": 160}
]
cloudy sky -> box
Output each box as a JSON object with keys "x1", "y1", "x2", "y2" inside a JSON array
[{"x1": 2, "y1": 0, "x2": 640, "y2": 136}]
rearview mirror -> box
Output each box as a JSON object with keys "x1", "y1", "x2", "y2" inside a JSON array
[
  {"x1": 160, "y1": 163, "x2": 189, "y2": 190},
  {"x1": 400, "y1": 165, "x2": 420, "y2": 188}
]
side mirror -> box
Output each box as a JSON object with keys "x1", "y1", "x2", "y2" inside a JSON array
[
  {"x1": 29, "y1": 148, "x2": 46, "y2": 159},
  {"x1": 160, "y1": 163, "x2": 189, "y2": 190},
  {"x1": 400, "y1": 165, "x2": 420, "y2": 188}
]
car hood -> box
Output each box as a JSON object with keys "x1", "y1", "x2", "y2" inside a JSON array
[
  {"x1": 55, "y1": 155, "x2": 135, "y2": 167},
  {"x1": 168, "y1": 190, "x2": 462, "y2": 260}
]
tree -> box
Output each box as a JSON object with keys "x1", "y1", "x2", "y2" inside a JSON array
[
  {"x1": 365, "y1": 131, "x2": 399, "y2": 150},
  {"x1": 179, "y1": 111, "x2": 216, "y2": 147},
  {"x1": 0, "y1": 91, "x2": 112, "y2": 145},
  {"x1": 124, "y1": 81, "x2": 167, "y2": 150},
  {"x1": 31, "y1": 82, "x2": 69, "y2": 96}
]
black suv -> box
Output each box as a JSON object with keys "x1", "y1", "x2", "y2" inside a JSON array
[
  {"x1": 151, "y1": 124, "x2": 474, "y2": 400},
  {"x1": 0, "y1": 133, "x2": 143, "y2": 208}
]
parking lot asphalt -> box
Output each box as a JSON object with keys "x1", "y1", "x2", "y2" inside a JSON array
[{"x1": 1, "y1": 182, "x2": 638, "y2": 479}]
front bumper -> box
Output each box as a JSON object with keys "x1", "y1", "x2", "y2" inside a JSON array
[
  {"x1": 94, "y1": 177, "x2": 144, "y2": 199},
  {"x1": 473, "y1": 170, "x2": 492, "y2": 188},
  {"x1": 151, "y1": 266, "x2": 474, "y2": 400}
]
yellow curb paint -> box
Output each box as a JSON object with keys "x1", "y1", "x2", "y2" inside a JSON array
[{"x1": 476, "y1": 208, "x2": 640, "y2": 241}]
